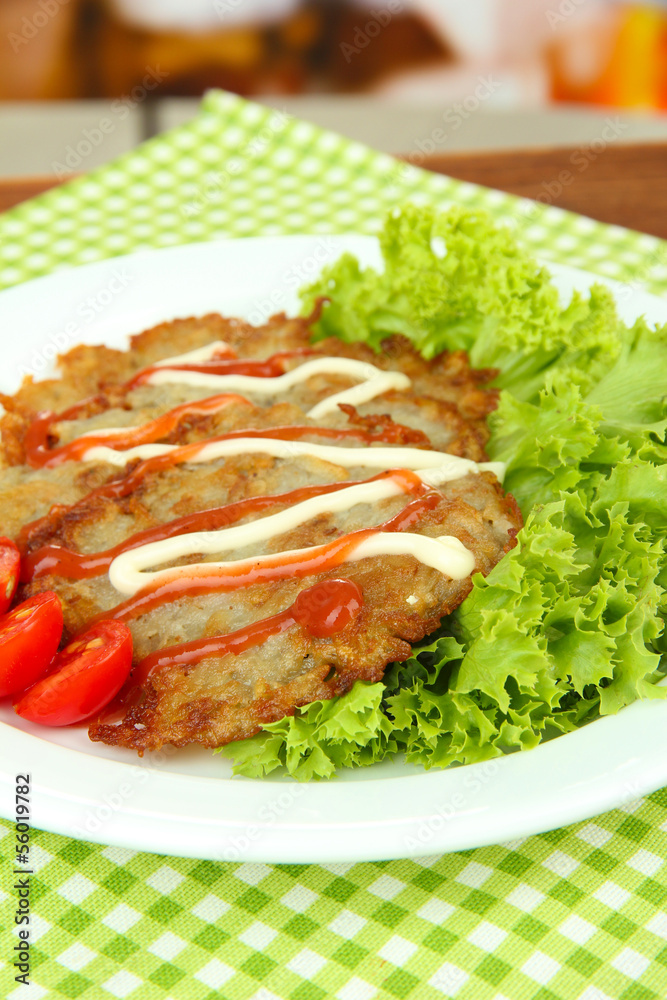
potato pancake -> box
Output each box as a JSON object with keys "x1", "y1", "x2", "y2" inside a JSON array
[{"x1": 0, "y1": 308, "x2": 521, "y2": 751}]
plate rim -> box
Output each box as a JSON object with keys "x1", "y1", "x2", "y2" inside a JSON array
[{"x1": 1, "y1": 232, "x2": 665, "y2": 862}]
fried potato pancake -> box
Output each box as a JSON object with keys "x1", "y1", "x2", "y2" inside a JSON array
[{"x1": 0, "y1": 310, "x2": 521, "y2": 752}]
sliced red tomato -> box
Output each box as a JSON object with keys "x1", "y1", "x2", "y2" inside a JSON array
[
  {"x1": 0, "y1": 537, "x2": 20, "y2": 614},
  {"x1": 14, "y1": 620, "x2": 133, "y2": 726},
  {"x1": 0, "y1": 591, "x2": 63, "y2": 697}
]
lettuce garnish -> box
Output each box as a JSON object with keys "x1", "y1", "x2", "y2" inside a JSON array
[{"x1": 221, "y1": 206, "x2": 666, "y2": 780}]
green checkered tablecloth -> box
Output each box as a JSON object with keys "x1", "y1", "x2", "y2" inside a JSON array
[{"x1": 1, "y1": 90, "x2": 667, "y2": 1000}]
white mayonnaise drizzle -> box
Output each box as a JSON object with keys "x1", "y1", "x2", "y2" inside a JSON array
[
  {"x1": 151, "y1": 341, "x2": 235, "y2": 367},
  {"x1": 108, "y1": 467, "x2": 484, "y2": 597},
  {"x1": 140, "y1": 356, "x2": 410, "y2": 418},
  {"x1": 82, "y1": 435, "x2": 505, "y2": 484},
  {"x1": 66, "y1": 341, "x2": 508, "y2": 608},
  {"x1": 112, "y1": 532, "x2": 474, "y2": 598},
  {"x1": 350, "y1": 533, "x2": 474, "y2": 576}
]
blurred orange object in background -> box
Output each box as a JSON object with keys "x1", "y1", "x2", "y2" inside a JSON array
[
  {"x1": 0, "y1": 0, "x2": 85, "y2": 99},
  {"x1": 550, "y1": 3, "x2": 667, "y2": 109}
]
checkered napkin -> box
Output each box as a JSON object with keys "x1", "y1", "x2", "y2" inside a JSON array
[{"x1": 1, "y1": 91, "x2": 667, "y2": 1000}]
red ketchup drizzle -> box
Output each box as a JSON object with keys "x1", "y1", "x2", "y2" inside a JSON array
[
  {"x1": 24, "y1": 394, "x2": 248, "y2": 469},
  {"x1": 126, "y1": 348, "x2": 316, "y2": 388},
  {"x1": 22, "y1": 470, "x2": 415, "y2": 582},
  {"x1": 18, "y1": 422, "x2": 428, "y2": 551},
  {"x1": 141, "y1": 579, "x2": 362, "y2": 678},
  {"x1": 24, "y1": 348, "x2": 317, "y2": 468},
  {"x1": 98, "y1": 578, "x2": 363, "y2": 722},
  {"x1": 104, "y1": 481, "x2": 436, "y2": 625}
]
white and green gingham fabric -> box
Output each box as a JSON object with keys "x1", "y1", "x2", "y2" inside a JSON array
[{"x1": 1, "y1": 91, "x2": 667, "y2": 1000}]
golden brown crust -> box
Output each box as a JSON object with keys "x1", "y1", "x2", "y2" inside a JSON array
[
  {"x1": 0, "y1": 309, "x2": 522, "y2": 753},
  {"x1": 88, "y1": 480, "x2": 520, "y2": 752}
]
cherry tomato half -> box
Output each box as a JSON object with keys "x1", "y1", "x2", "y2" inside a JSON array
[
  {"x1": 0, "y1": 537, "x2": 20, "y2": 615},
  {"x1": 14, "y1": 620, "x2": 133, "y2": 727},
  {"x1": 0, "y1": 591, "x2": 63, "y2": 697}
]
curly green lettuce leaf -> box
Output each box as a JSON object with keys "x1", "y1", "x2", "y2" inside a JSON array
[
  {"x1": 224, "y1": 462, "x2": 664, "y2": 779},
  {"x1": 217, "y1": 681, "x2": 396, "y2": 781},
  {"x1": 586, "y1": 316, "x2": 667, "y2": 459},
  {"x1": 488, "y1": 383, "x2": 608, "y2": 510},
  {"x1": 223, "y1": 206, "x2": 666, "y2": 780},
  {"x1": 300, "y1": 204, "x2": 625, "y2": 401}
]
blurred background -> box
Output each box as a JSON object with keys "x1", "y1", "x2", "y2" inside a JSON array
[{"x1": 1, "y1": 0, "x2": 667, "y2": 174}]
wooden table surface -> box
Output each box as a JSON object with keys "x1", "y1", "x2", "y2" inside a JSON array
[{"x1": 1, "y1": 142, "x2": 666, "y2": 237}]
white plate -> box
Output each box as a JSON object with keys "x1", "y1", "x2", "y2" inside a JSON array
[{"x1": 0, "y1": 234, "x2": 666, "y2": 863}]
